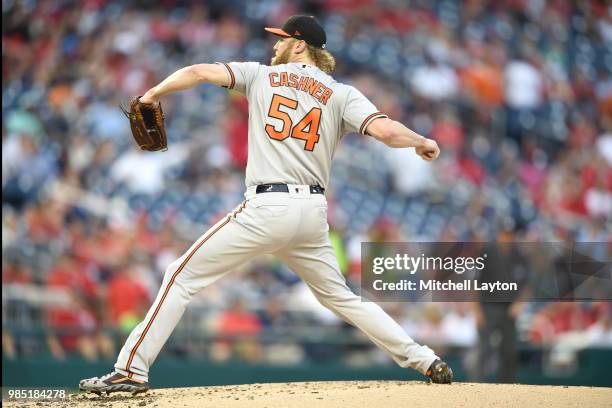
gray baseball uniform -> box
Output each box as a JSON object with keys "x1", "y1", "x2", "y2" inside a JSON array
[
  {"x1": 224, "y1": 61, "x2": 384, "y2": 189},
  {"x1": 114, "y1": 62, "x2": 439, "y2": 381}
]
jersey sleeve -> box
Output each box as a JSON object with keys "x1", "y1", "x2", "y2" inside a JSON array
[
  {"x1": 216, "y1": 61, "x2": 261, "y2": 95},
  {"x1": 341, "y1": 86, "x2": 388, "y2": 135}
]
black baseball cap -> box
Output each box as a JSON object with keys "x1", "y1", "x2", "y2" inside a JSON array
[{"x1": 265, "y1": 15, "x2": 326, "y2": 49}]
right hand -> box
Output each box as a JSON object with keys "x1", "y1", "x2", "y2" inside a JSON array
[{"x1": 416, "y1": 138, "x2": 440, "y2": 161}]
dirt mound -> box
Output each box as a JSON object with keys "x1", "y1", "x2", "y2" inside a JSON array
[{"x1": 6, "y1": 381, "x2": 612, "y2": 408}]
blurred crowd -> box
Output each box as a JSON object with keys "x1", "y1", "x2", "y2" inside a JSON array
[{"x1": 2, "y1": 0, "x2": 611, "y2": 379}]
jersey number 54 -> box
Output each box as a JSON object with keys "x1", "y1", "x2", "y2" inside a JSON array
[{"x1": 265, "y1": 94, "x2": 322, "y2": 152}]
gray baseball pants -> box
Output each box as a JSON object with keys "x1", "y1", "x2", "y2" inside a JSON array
[{"x1": 114, "y1": 185, "x2": 438, "y2": 381}]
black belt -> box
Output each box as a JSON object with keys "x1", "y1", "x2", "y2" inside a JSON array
[{"x1": 256, "y1": 184, "x2": 325, "y2": 195}]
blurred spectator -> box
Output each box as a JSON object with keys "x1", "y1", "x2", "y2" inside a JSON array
[
  {"x1": 106, "y1": 264, "x2": 151, "y2": 336},
  {"x1": 110, "y1": 144, "x2": 189, "y2": 194},
  {"x1": 217, "y1": 299, "x2": 262, "y2": 337},
  {"x1": 258, "y1": 298, "x2": 291, "y2": 332},
  {"x1": 213, "y1": 299, "x2": 262, "y2": 362},
  {"x1": 2, "y1": 133, "x2": 58, "y2": 208},
  {"x1": 460, "y1": 41, "x2": 504, "y2": 108},
  {"x1": 411, "y1": 50, "x2": 459, "y2": 101},
  {"x1": 45, "y1": 254, "x2": 113, "y2": 361},
  {"x1": 84, "y1": 97, "x2": 130, "y2": 143},
  {"x1": 386, "y1": 146, "x2": 436, "y2": 195},
  {"x1": 474, "y1": 229, "x2": 529, "y2": 383},
  {"x1": 530, "y1": 303, "x2": 594, "y2": 345},
  {"x1": 504, "y1": 50, "x2": 544, "y2": 110},
  {"x1": 440, "y1": 304, "x2": 477, "y2": 347},
  {"x1": 225, "y1": 96, "x2": 249, "y2": 169},
  {"x1": 2, "y1": 259, "x2": 34, "y2": 285},
  {"x1": 504, "y1": 48, "x2": 544, "y2": 146}
]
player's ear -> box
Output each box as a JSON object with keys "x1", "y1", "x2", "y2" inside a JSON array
[{"x1": 294, "y1": 40, "x2": 307, "y2": 54}]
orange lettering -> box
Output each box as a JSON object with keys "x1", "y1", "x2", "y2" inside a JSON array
[
  {"x1": 298, "y1": 76, "x2": 309, "y2": 91},
  {"x1": 319, "y1": 88, "x2": 333, "y2": 105},
  {"x1": 307, "y1": 79, "x2": 319, "y2": 95},
  {"x1": 289, "y1": 73, "x2": 299, "y2": 88},
  {"x1": 265, "y1": 94, "x2": 298, "y2": 141},
  {"x1": 265, "y1": 95, "x2": 323, "y2": 152},
  {"x1": 313, "y1": 84, "x2": 325, "y2": 98},
  {"x1": 280, "y1": 72, "x2": 289, "y2": 87},
  {"x1": 293, "y1": 108, "x2": 322, "y2": 151},
  {"x1": 269, "y1": 73, "x2": 279, "y2": 87}
]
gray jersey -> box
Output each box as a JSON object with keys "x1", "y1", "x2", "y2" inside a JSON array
[
  {"x1": 218, "y1": 62, "x2": 387, "y2": 189},
  {"x1": 109, "y1": 63, "x2": 438, "y2": 387}
]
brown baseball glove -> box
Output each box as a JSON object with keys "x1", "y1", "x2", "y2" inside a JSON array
[{"x1": 120, "y1": 96, "x2": 168, "y2": 151}]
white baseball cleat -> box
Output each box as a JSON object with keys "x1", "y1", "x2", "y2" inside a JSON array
[{"x1": 79, "y1": 371, "x2": 149, "y2": 396}]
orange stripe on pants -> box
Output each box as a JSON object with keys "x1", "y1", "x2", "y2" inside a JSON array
[{"x1": 124, "y1": 205, "x2": 243, "y2": 372}]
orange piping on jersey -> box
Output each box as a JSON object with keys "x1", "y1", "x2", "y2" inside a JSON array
[
  {"x1": 222, "y1": 63, "x2": 235, "y2": 89},
  {"x1": 359, "y1": 112, "x2": 387, "y2": 135}
]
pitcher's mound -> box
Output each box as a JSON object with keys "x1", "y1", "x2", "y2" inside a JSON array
[{"x1": 7, "y1": 381, "x2": 612, "y2": 408}]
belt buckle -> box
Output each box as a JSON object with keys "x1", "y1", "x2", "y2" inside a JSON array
[{"x1": 288, "y1": 184, "x2": 309, "y2": 198}]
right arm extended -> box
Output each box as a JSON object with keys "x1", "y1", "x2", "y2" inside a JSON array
[
  {"x1": 139, "y1": 64, "x2": 230, "y2": 104},
  {"x1": 366, "y1": 117, "x2": 440, "y2": 161}
]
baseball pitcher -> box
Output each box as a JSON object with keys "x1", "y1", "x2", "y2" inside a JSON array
[{"x1": 80, "y1": 15, "x2": 452, "y2": 395}]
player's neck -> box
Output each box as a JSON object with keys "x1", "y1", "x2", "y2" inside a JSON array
[{"x1": 290, "y1": 55, "x2": 316, "y2": 67}]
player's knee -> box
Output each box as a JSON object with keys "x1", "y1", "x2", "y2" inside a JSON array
[
  {"x1": 162, "y1": 259, "x2": 182, "y2": 280},
  {"x1": 319, "y1": 289, "x2": 358, "y2": 306}
]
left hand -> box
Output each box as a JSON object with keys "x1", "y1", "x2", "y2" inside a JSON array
[
  {"x1": 416, "y1": 138, "x2": 440, "y2": 161},
  {"x1": 139, "y1": 89, "x2": 159, "y2": 105},
  {"x1": 120, "y1": 96, "x2": 168, "y2": 151}
]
